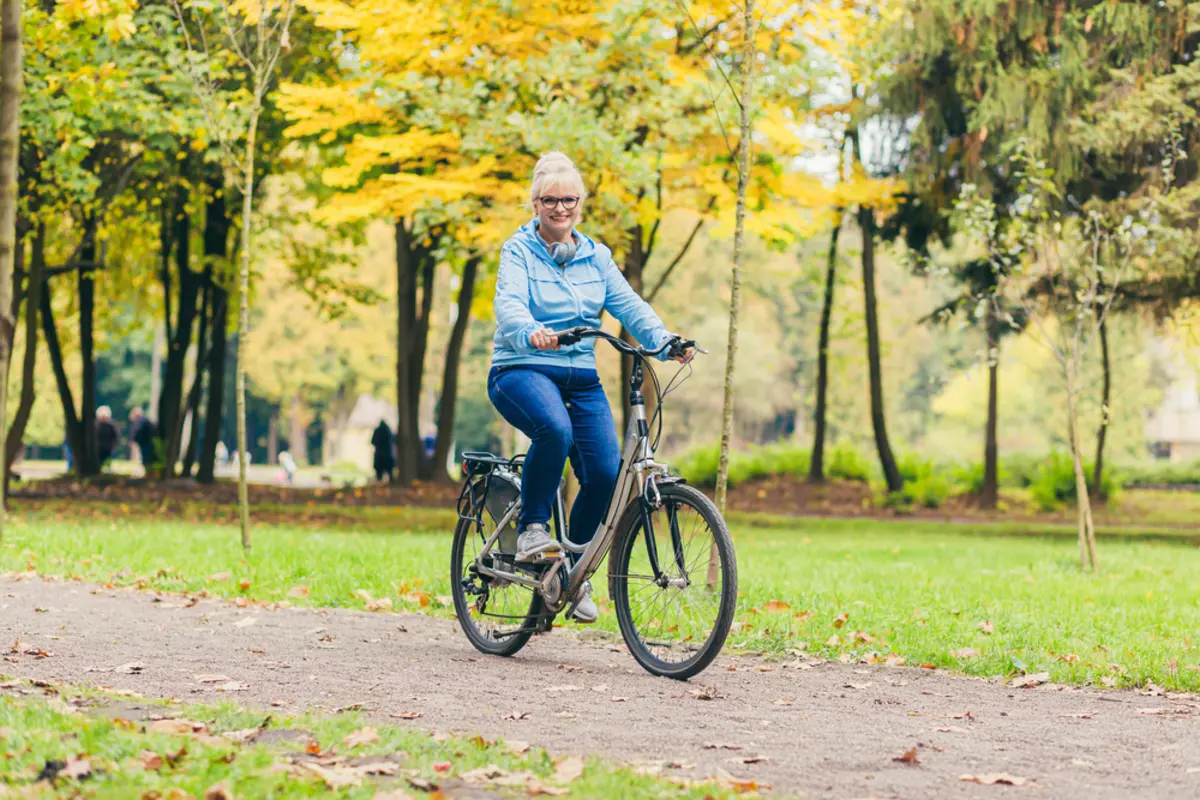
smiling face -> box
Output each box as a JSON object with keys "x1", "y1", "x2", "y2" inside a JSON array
[{"x1": 534, "y1": 181, "x2": 584, "y2": 242}]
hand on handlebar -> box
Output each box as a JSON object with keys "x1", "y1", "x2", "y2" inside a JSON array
[{"x1": 530, "y1": 329, "x2": 559, "y2": 351}]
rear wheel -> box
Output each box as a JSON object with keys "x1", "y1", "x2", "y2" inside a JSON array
[
  {"x1": 451, "y1": 512, "x2": 542, "y2": 657},
  {"x1": 608, "y1": 483, "x2": 737, "y2": 680}
]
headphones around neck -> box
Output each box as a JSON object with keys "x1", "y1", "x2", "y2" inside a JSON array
[{"x1": 548, "y1": 240, "x2": 577, "y2": 265}]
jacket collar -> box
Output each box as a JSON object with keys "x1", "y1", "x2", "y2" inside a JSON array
[{"x1": 518, "y1": 219, "x2": 595, "y2": 267}]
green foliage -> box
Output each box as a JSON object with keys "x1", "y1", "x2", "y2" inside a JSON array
[
  {"x1": 674, "y1": 442, "x2": 812, "y2": 488},
  {"x1": 1030, "y1": 452, "x2": 1120, "y2": 511},
  {"x1": 1118, "y1": 460, "x2": 1200, "y2": 488},
  {"x1": 827, "y1": 442, "x2": 871, "y2": 483}
]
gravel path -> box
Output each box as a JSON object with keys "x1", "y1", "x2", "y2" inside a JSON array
[{"x1": 3, "y1": 576, "x2": 1198, "y2": 799}]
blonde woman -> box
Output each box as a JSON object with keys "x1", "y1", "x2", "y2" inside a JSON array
[{"x1": 489, "y1": 152, "x2": 692, "y2": 623}]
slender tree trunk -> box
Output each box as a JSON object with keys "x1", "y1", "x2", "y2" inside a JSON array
[
  {"x1": 6, "y1": 224, "x2": 44, "y2": 484},
  {"x1": 267, "y1": 413, "x2": 278, "y2": 465},
  {"x1": 180, "y1": 281, "x2": 210, "y2": 477},
  {"x1": 980, "y1": 301, "x2": 1000, "y2": 509},
  {"x1": 40, "y1": 287, "x2": 82, "y2": 463},
  {"x1": 235, "y1": 108, "x2": 260, "y2": 549},
  {"x1": 0, "y1": 0, "x2": 20, "y2": 523},
  {"x1": 431, "y1": 257, "x2": 479, "y2": 482},
  {"x1": 1066, "y1": 368, "x2": 1098, "y2": 571},
  {"x1": 78, "y1": 218, "x2": 98, "y2": 476},
  {"x1": 395, "y1": 220, "x2": 419, "y2": 482},
  {"x1": 413, "y1": 253, "x2": 435, "y2": 480},
  {"x1": 159, "y1": 172, "x2": 201, "y2": 477},
  {"x1": 857, "y1": 205, "x2": 902, "y2": 492},
  {"x1": 1092, "y1": 318, "x2": 1110, "y2": 501},
  {"x1": 712, "y1": 0, "x2": 757, "y2": 587},
  {"x1": 808, "y1": 214, "x2": 842, "y2": 483},
  {"x1": 197, "y1": 174, "x2": 229, "y2": 484}
]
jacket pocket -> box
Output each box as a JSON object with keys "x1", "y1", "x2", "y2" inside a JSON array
[{"x1": 529, "y1": 275, "x2": 574, "y2": 318}]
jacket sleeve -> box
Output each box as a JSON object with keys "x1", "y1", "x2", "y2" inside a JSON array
[
  {"x1": 603, "y1": 258, "x2": 673, "y2": 360},
  {"x1": 494, "y1": 244, "x2": 542, "y2": 354}
]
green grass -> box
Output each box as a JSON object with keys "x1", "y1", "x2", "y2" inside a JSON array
[
  {"x1": 3, "y1": 505, "x2": 1199, "y2": 692},
  {"x1": 0, "y1": 680, "x2": 734, "y2": 798}
]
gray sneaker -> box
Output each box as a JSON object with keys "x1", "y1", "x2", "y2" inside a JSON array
[
  {"x1": 515, "y1": 523, "x2": 561, "y2": 562},
  {"x1": 569, "y1": 582, "x2": 598, "y2": 624}
]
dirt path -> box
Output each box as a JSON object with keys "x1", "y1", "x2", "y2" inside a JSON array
[{"x1": 3, "y1": 577, "x2": 1198, "y2": 799}]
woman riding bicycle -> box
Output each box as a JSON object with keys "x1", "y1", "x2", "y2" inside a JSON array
[{"x1": 489, "y1": 152, "x2": 693, "y2": 624}]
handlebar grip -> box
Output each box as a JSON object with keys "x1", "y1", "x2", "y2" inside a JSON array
[{"x1": 548, "y1": 327, "x2": 586, "y2": 346}]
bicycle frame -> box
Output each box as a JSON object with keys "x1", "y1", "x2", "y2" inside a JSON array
[{"x1": 470, "y1": 352, "x2": 678, "y2": 616}]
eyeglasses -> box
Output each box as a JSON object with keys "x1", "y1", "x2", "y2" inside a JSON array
[{"x1": 538, "y1": 196, "x2": 580, "y2": 211}]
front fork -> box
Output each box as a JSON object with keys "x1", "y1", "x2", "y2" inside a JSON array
[{"x1": 638, "y1": 472, "x2": 690, "y2": 586}]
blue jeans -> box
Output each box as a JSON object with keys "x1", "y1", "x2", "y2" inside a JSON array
[{"x1": 488, "y1": 364, "x2": 620, "y2": 547}]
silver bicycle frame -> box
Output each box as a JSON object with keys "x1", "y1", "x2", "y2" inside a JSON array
[{"x1": 471, "y1": 400, "x2": 670, "y2": 609}]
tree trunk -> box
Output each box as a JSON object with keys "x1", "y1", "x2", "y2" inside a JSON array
[
  {"x1": 6, "y1": 222, "x2": 41, "y2": 488},
  {"x1": 267, "y1": 413, "x2": 278, "y2": 465},
  {"x1": 235, "y1": 108, "x2": 260, "y2": 549},
  {"x1": 197, "y1": 174, "x2": 230, "y2": 484},
  {"x1": 179, "y1": 282, "x2": 210, "y2": 477},
  {"x1": 40, "y1": 285, "x2": 82, "y2": 464},
  {"x1": 1066, "y1": 369, "x2": 1098, "y2": 571},
  {"x1": 431, "y1": 257, "x2": 479, "y2": 482},
  {"x1": 0, "y1": 0, "x2": 20, "y2": 523},
  {"x1": 808, "y1": 214, "x2": 842, "y2": 483},
  {"x1": 395, "y1": 220, "x2": 434, "y2": 483},
  {"x1": 159, "y1": 173, "x2": 202, "y2": 478},
  {"x1": 1092, "y1": 317, "x2": 1110, "y2": 501},
  {"x1": 78, "y1": 218, "x2": 98, "y2": 476},
  {"x1": 858, "y1": 205, "x2": 903, "y2": 493},
  {"x1": 980, "y1": 301, "x2": 1000, "y2": 509}
]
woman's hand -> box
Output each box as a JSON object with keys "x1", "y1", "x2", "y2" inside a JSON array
[
  {"x1": 671, "y1": 347, "x2": 695, "y2": 364},
  {"x1": 531, "y1": 329, "x2": 560, "y2": 351}
]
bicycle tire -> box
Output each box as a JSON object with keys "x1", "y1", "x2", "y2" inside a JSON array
[
  {"x1": 451, "y1": 514, "x2": 542, "y2": 658},
  {"x1": 608, "y1": 483, "x2": 737, "y2": 680}
]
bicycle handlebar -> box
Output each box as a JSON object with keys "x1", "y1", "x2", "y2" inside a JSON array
[{"x1": 546, "y1": 327, "x2": 705, "y2": 359}]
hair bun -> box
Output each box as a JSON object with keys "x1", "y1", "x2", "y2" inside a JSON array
[{"x1": 534, "y1": 151, "x2": 575, "y2": 176}]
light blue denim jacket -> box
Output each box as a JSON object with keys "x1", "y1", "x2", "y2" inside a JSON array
[{"x1": 491, "y1": 220, "x2": 673, "y2": 368}]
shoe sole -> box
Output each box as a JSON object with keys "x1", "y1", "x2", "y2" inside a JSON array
[{"x1": 515, "y1": 547, "x2": 563, "y2": 564}]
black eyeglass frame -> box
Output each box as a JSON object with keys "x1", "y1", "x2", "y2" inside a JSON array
[{"x1": 537, "y1": 195, "x2": 581, "y2": 211}]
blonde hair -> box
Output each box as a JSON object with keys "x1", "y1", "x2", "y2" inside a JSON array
[{"x1": 528, "y1": 152, "x2": 587, "y2": 215}]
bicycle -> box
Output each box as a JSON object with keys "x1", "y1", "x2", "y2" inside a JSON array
[{"x1": 450, "y1": 327, "x2": 738, "y2": 680}]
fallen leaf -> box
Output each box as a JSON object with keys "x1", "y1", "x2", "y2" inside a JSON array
[
  {"x1": 825, "y1": 635, "x2": 840, "y2": 647},
  {"x1": 948, "y1": 711, "x2": 975, "y2": 721},
  {"x1": 844, "y1": 682, "x2": 872, "y2": 690},
  {"x1": 1058, "y1": 653, "x2": 1080, "y2": 663},
  {"x1": 238, "y1": 579, "x2": 251, "y2": 591},
  {"x1": 203, "y1": 782, "x2": 234, "y2": 800},
  {"x1": 893, "y1": 746, "x2": 921, "y2": 765},
  {"x1": 951, "y1": 648, "x2": 980, "y2": 659},
  {"x1": 979, "y1": 620, "x2": 994, "y2": 635},
  {"x1": 610, "y1": 697, "x2": 628, "y2": 702},
  {"x1": 960, "y1": 773, "x2": 1028, "y2": 786},
  {"x1": 150, "y1": 719, "x2": 207, "y2": 735},
  {"x1": 732, "y1": 754, "x2": 770, "y2": 765},
  {"x1": 62, "y1": 756, "x2": 93, "y2": 780},
  {"x1": 115, "y1": 662, "x2": 146, "y2": 674},
  {"x1": 298, "y1": 762, "x2": 364, "y2": 789},
  {"x1": 390, "y1": 711, "x2": 424, "y2": 720},
  {"x1": 703, "y1": 742, "x2": 744, "y2": 751},
  {"x1": 886, "y1": 655, "x2": 907, "y2": 667},
  {"x1": 433, "y1": 761, "x2": 452, "y2": 773},
  {"x1": 1061, "y1": 712, "x2": 1094, "y2": 719},
  {"x1": 343, "y1": 727, "x2": 379, "y2": 748},
  {"x1": 691, "y1": 685, "x2": 722, "y2": 701},
  {"x1": 715, "y1": 768, "x2": 769, "y2": 792},
  {"x1": 216, "y1": 682, "x2": 249, "y2": 692},
  {"x1": 288, "y1": 586, "x2": 310, "y2": 598},
  {"x1": 503, "y1": 711, "x2": 530, "y2": 721},
  {"x1": 221, "y1": 728, "x2": 260, "y2": 743},
  {"x1": 234, "y1": 597, "x2": 249, "y2": 608},
  {"x1": 139, "y1": 750, "x2": 164, "y2": 771},
  {"x1": 194, "y1": 674, "x2": 230, "y2": 684},
  {"x1": 209, "y1": 572, "x2": 231, "y2": 582},
  {"x1": 233, "y1": 618, "x2": 256, "y2": 629},
  {"x1": 772, "y1": 699, "x2": 794, "y2": 706},
  {"x1": 763, "y1": 600, "x2": 791, "y2": 612},
  {"x1": 1011, "y1": 672, "x2": 1050, "y2": 688},
  {"x1": 832, "y1": 612, "x2": 849, "y2": 629},
  {"x1": 552, "y1": 755, "x2": 585, "y2": 784},
  {"x1": 935, "y1": 726, "x2": 967, "y2": 733}
]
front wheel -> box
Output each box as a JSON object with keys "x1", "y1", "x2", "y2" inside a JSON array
[{"x1": 608, "y1": 483, "x2": 737, "y2": 680}]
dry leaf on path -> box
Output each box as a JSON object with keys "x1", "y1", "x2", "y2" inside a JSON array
[
  {"x1": 703, "y1": 742, "x2": 744, "y2": 751},
  {"x1": 960, "y1": 773, "x2": 1028, "y2": 786},
  {"x1": 934, "y1": 726, "x2": 968, "y2": 733},
  {"x1": 844, "y1": 682, "x2": 872, "y2": 690},
  {"x1": 221, "y1": 728, "x2": 260, "y2": 743},
  {"x1": 194, "y1": 674, "x2": 230, "y2": 684},
  {"x1": 217, "y1": 682, "x2": 249, "y2": 692},
  {"x1": 691, "y1": 685, "x2": 722, "y2": 700},
  {"x1": 1061, "y1": 712, "x2": 1094, "y2": 719},
  {"x1": 150, "y1": 719, "x2": 207, "y2": 735},
  {"x1": 1011, "y1": 672, "x2": 1050, "y2": 688},
  {"x1": 552, "y1": 755, "x2": 586, "y2": 784},
  {"x1": 715, "y1": 768, "x2": 769, "y2": 792},
  {"x1": 343, "y1": 727, "x2": 380, "y2": 748},
  {"x1": 390, "y1": 711, "x2": 423, "y2": 720},
  {"x1": 732, "y1": 755, "x2": 770, "y2": 765},
  {"x1": 503, "y1": 711, "x2": 530, "y2": 721},
  {"x1": 610, "y1": 697, "x2": 628, "y2": 702},
  {"x1": 115, "y1": 662, "x2": 145, "y2": 674},
  {"x1": 772, "y1": 699, "x2": 794, "y2": 706},
  {"x1": 893, "y1": 747, "x2": 921, "y2": 765},
  {"x1": 951, "y1": 648, "x2": 980, "y2": 659},
  {"x1": 233, "y1": 618, "x2": 257, "y2": 629}
]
